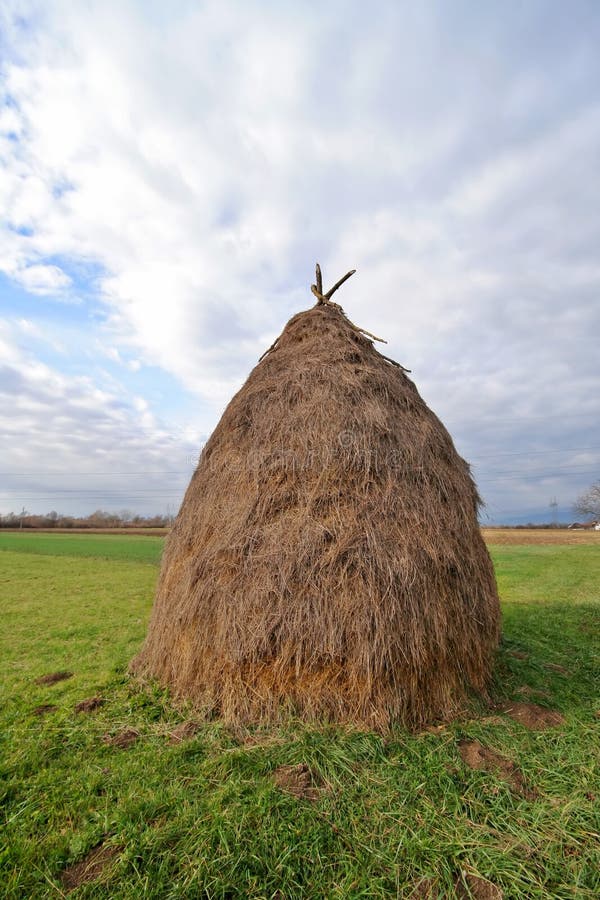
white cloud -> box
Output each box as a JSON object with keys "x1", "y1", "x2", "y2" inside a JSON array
[
  {"x1": 13, "y1": 263, "x2": 72, "y2": 294},
  {"x1": 0, "y1": 320, "x2": 196, "y2": 515}
]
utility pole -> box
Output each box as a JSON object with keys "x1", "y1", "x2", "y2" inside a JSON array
[{"x1": 549, "y1": 497, "x2": 558, "y2": 527}]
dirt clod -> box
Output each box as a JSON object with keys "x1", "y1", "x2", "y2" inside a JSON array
[
  {"x1": 273, "y1": 763, "x2": 321, "y2": 801},
  {"x1": 456, "y1": 873, "x2": 503, "y2": 899},
  {"x1": 168, "y1": 721, "x2": 200, "y2": 744},
  {"x1": 502, "y1": 701, "x2": 565, "y2": 730},
  {"x1": 60, "y1": 842, "x2": 121, "y2": 890},
  {"x1": 33, "y1": 704, "x2": 57, "y2": 716},
  {"x1": 74, "y1": 696, "x2": 105, "y2": 713},
  {"x1": 35, "y1": 671, "x2": 73, "y2": 685},
  {"x1": 458, "y1": 739, "x2": 536, "y2": 798},
  {"x1": 102, "y1": 728, "x2": 139, "y2": 749}
]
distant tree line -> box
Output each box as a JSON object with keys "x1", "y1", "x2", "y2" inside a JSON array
[{"x1": 0, "y1": 509, "x2": 171, "y2": 529}]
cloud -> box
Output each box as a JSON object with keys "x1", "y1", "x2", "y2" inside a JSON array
[
  {"x1": 0, "y1": 320, "x2": 198, "y2": 516},
  {"x1": 13, "y1": 262, "x2": 72, "y2": 294},
  {"x1": 1, "y1": 0, "x2": 599, "y2": 520}
]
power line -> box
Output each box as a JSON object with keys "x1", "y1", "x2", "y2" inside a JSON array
[{"x1": 1, "y1": 446, "x2": 599, "y2": 478}]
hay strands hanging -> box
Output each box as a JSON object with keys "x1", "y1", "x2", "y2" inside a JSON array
[{"x1": 261, "y1": 263, "x2": 410, "y2": 371}]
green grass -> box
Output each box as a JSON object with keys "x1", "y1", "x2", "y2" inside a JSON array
[
  {"x1": 0, "y1": 535, "x2": 598, "y2": 898},
  {"x1": 0, "y1": 531, "x2": 163, "y2": 564}
]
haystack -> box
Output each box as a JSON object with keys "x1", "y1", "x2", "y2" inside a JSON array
[{"x1": 132, "y1": 267, "x2": 500, "y2": 731}]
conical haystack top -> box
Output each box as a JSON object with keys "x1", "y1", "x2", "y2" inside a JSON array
[{"x1": 132, "y1": 266, "x2": 500, "y2": 731}]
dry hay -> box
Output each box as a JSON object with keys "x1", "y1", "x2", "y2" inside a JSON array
[{"x1": 132, "y1": 292, "x2": 500, "y2": 731}]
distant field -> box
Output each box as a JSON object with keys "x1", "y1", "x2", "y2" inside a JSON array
[
  {"x1": 0, "y1": 527, "x2": 169, "y2": 536},
  {"x1": 0, "y1": 531, "x2": 164, "y2": 564},
  {"x1": 4, "y1": 525, "x2": 599, "y2": 545},
  {"x1": 0, "y1": 532, "x2": 598, "y2": 897},
  {"x1": 483, "y1": 528, "x2": 600, "y2": 545}
]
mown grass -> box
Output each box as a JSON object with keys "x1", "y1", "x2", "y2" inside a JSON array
[{"x1": 0, "y1": 535, "x2": 598, "y2": 898}]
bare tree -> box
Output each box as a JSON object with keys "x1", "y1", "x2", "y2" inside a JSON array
[{"x1": 573, "y1": 481, "x2": 600, "y2": 519}]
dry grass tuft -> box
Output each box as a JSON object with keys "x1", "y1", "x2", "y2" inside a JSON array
[{"x1": 132, "y1": 301, "x2": 500, "y2": 730}]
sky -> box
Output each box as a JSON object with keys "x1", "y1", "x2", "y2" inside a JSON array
[{"x1": 1, "y1": 0, "x2": 599, "y2": 524}]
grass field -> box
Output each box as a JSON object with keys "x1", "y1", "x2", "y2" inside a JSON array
[{"x1": 0, "y1": 532, "x2": 598, "y2": 898}]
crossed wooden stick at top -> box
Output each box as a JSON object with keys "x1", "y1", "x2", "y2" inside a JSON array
[
  {"x1": 310, "y1": 263, "x2": 356, "y2": 304},
  {"x1": 259, "y1": 263, "x2": 410, "y2": 370}
]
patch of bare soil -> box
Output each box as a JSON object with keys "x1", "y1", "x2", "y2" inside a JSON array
[
  {"x1": 33, "y1": 704, "x2": 57, "y2": 716},
  {"x1": 543, "y1": 662, "x2": 570, "y2": 675},
  {"x1": 408, "y1": 877, "x2": 440, "y2": 898},
  {"x1": 168, "y1": 721, "x2": 200, "y2": 744},
  {"x1": 502, "y1": 701, "x2": 565, "y2": 730},
  {"x1": 458, "y1": 740, "x2": 536, "y2": 799},
  {"x1": 35, "y1": 671, "x2": 73, "y2": 685},
  {"x1": 455, "y1": 873, "x2": 503, "y2": 899},
  {"x1": 273, "y1": 763, "x2": 321, "y2": 801},
  {"x1": 409, "y1": 874, "x2": 503, "y2": 899},
  {"x1": 102, "y1": 728, "x2": 139, "y2": 749},
  {"x1": 60, "y1": 842, "x2": 121, "y2": 891},
  {"x1": 74, "y1": 696, "x2": 106, "y2": 713}
]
